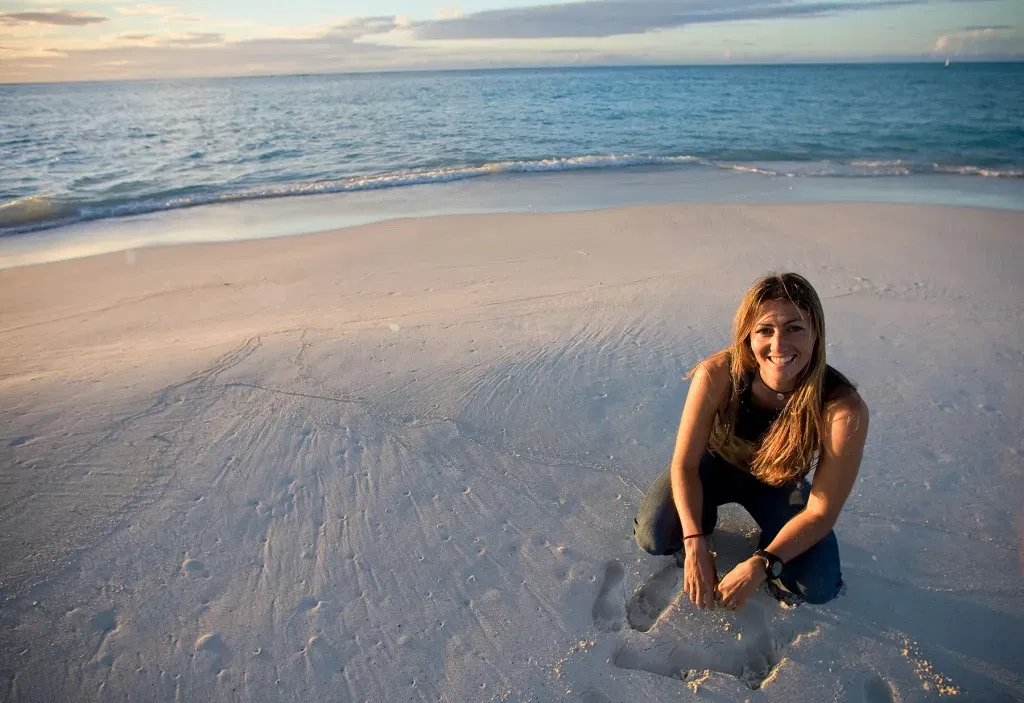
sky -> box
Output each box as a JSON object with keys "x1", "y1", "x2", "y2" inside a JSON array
[{"x1": 0, "y1": 0, "x2": 1021, "y2": 83}]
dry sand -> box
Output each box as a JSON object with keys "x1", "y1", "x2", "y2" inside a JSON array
[{"x1": 1, "y1": 203, "x2": 1021, "y2": 702}]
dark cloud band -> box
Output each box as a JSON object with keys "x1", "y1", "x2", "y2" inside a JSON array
[
  {"x1": 415, "y1": 0, "x2": 931, "y2": 40},
  {"x1": 0, "y1": 11, "x2": 108, "y2": 27}
]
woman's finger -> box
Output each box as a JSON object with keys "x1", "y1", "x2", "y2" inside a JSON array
[
  {"x1": 701, "y1": 580, "x2": 715, "y2": 610},
  {"x1": 705, "y1": 583, "x2": 717, "y2": 609}
]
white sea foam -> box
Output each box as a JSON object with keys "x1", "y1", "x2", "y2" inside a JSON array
[
  {"x1": 932, "y1": 164, "x2": 1024, "y2": 178},
  {"x1": 849, "y1": 160, "x2": 912, "y2": 175},
  {"x1": 717, "y1": 164, "x2": 779, "y2": 176},
  {"x1": 1, "y1": 154, "x2": 1020, "y2": 236},
  {"x1": 0, "y1": 155, "x2": 701, "y2": 235}
]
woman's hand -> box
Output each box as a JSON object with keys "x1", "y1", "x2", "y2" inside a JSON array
[
  {"x1": 683, "y1": 537, "x2": 719, "y2": 610},
  {"x1": 716, "y1": 557, "x2": 767, "y2": 612}
]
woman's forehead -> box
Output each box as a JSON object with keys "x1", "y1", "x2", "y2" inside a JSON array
[{"x1": 754, "y1": 299, "x2": 809, "y2": 324}]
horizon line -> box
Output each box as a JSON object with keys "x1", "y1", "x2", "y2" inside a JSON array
[{"x1": 2, "y1": 57, "x2": 1022, "y2": 87}]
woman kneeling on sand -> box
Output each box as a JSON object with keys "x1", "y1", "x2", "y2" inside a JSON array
[{"x1": 634, "y1": 272, "x2": 869, "y2": 612}]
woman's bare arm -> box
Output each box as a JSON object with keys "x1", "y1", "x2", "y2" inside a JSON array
[
  {"x1": 670, "y1": 355, "x2": 730, "y2": 609},
  {"x1": 763, "y1": 393, "x2": 870, "y2": 562},
  {"x1": 717, "y1": 392, "x2": 870, "y2": 610},
  {"x1": 669, "y1": 355, "x2": 730, "y2": 537}
]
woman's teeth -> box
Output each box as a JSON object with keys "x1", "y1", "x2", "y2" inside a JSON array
[{"x1": 770, "y1": 355, "x2": 796, "y2": 365}]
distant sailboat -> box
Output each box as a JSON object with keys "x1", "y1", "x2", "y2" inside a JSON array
[{"x1": 944, "y1": 58, "x2": 951, "y2": 68}]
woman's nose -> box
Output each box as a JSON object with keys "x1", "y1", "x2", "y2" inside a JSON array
[{"x1": 771, "y1": 333, "x2": 787, "y2": 353}]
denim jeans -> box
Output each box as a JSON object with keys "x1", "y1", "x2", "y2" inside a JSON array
[{"x1": 633, "y1": 452, "x2": 843, "y2": 604}]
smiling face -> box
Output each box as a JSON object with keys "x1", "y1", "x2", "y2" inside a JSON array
[{"x1": 748, "y1": 299, "x2": 818, "y2": 393}]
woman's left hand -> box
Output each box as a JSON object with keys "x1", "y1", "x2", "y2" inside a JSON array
[{"x1": 715, "y1": 557, "x2": 767, "y2": 612}]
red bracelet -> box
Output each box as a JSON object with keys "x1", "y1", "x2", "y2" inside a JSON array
[{"x1": 682, "y1": 533, "x2": 705, "y2": 541}]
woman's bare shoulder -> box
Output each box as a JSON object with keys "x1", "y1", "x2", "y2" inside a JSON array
[
  {"x1": 825, "y1": 388, "x2": 869, "y2": 431},
  {"x1": 690, "y1": 352, "x2": 732, "y2": 401}
]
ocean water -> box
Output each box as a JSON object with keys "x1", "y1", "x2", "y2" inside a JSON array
[{"x1": 1, "y1": 63, "x2": 1023, "y2": 239}]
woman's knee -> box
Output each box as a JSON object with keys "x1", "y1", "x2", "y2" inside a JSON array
[
  {"x1": 781, "y1": 533, "x2": 842, "y2": 604},
  {"x1": 633, "y1": 516, "x2": 677, "y2": 556},
  {"x1": 788, "y1": 572, "x2": 842, "y2": 604}
]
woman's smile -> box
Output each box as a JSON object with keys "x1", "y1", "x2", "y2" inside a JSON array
[{"x1": 750, "y1": 300, "x2": 816, "y2": 392}]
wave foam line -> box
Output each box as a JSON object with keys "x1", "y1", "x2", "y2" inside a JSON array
[
  {"x1": 932, "y1": 164, "x2": 1024, "y2": 178},
  {"x1": 1, "y1": 154, "x2": 1021, "y2": 236},
  {"x1": 0, "y1": 154, "x2": 701, "y2": 235}
]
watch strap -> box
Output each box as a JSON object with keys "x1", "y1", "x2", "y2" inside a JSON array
[{"x1": 753, "y1": 549, "x2": 783, "y2": 579}]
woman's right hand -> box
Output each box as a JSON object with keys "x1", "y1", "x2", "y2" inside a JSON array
[{"x1": 683, "y1": 537, "x2": 719, "y2": 610}]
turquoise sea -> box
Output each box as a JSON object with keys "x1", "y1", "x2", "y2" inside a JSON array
[{"x1": 1, "y1": 63, "x2": 1022, "y2": 260}]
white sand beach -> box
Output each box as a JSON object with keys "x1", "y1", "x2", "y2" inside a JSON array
[{"x1": 1, "y1": 202, "x2": 1021, "y2": 702}]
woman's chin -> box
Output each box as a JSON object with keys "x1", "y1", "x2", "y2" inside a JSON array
[{"x1": 759, "y1": 364, "x2": 801, "y2": 389}]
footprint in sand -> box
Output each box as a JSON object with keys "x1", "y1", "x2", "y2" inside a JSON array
[
  {"x1": 592, "y1": 559, "x2": 682, "y2": 633},
  {"x1": 592, "y1": 564, "x2": 814, "y2": 691},
  {"x1": 626, "y1": 563, "x2": 681, "y2": 632},
  {"x1": 861, "y1": 673, "x2": 895, "y2": 703},
  {"x1": 592, "y1": 560, "x2": 627, "y2": 631},
  {"x1": 612, "y1": 601, "x2": 804, "y2": 690},
  {"x1": 193, "y1": 632, "x2": 232, "y2": 675},
  {"x1": 180, "y1": 555, "x2": 210, "y2": 579}
]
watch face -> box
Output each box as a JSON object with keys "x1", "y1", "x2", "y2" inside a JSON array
[{"x1": 770, "y1": 561, "x2": 783, "y2": 578}]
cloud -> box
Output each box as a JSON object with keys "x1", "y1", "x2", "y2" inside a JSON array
[
  {"x1": 0, "y1": 10, "x2": 108, "y2": 26},
  {"x1": 331, "y1": 16, "x2": 404, "y2": 36},
  {"x1": 114, "y1": 4, "x2": 177, "y2": 16},
  {"x1": 934, "y1": 25, "x2": 1022, "y2": 54},
  {"x1": 412, "y1": 0, "x2": 921, "y2": 40},
  {"x1": 113, "y1": 4, "x2": 204, "y2": 23},
  {"x1": 961, "y1": 24, "x2": 1014, "y2": 31},
  {"x1": 113, "y1": 31, "x2": 223, "y2": 47},
  {"x1": 164, "y1": 32, "x2": 223, "y2": 46},
  {"x1": 3, "y1": 2, "x2": 1020, "y2": 83}
]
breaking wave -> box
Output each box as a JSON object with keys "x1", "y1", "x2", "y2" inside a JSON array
[{"x1": 1, "y1": 154, "x2": 1020, "y2": 236}]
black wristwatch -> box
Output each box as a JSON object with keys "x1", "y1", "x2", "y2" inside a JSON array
[{"x1": 753, "y1": 549, "x2": 784, "y2": 579}]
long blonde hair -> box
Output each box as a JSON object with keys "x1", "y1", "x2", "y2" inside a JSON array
[{"x1": 699, "y1": 273, "x2": 835, "y2": 486}]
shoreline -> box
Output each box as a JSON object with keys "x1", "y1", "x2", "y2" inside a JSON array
[{"x1": 2, "y1": 167, "x2": 1023, "y2": 270}]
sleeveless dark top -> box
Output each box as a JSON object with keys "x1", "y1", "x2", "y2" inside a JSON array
[{"x1": 734, "y1": 365, "x2": 851, "y2": 444}]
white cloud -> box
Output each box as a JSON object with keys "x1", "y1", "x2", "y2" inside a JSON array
[
  {"x1": 331, "y1": 16, "x2": 403, "y2": 36},
  {"x1": 114, "y1": 4, "x2": 178, "y2": 16},
  {"x1": 933, "y1": 25, "x2": 1022, "y2": 55}
]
